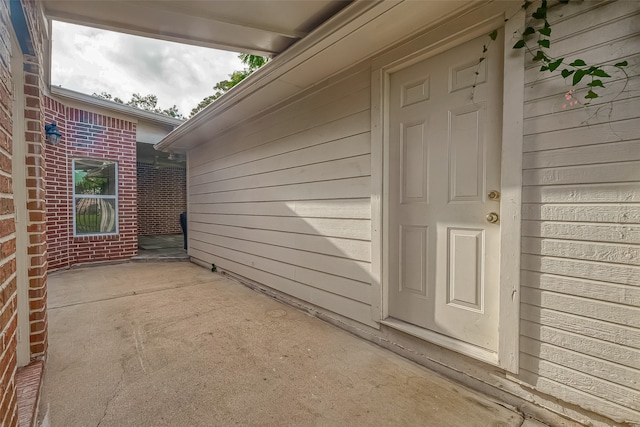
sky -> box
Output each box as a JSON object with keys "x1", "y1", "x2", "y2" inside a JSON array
[{"x1": 51, "y1": 21, "x2": 245, "y2": 116}]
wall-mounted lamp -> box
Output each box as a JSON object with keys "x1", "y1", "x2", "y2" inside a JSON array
[{"x1": 45, "y1": 122, "x2": 62, "y2": 144}]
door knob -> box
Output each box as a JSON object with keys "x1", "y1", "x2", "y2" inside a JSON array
[
  {"x1": 486, "y1": 212, "x2": 499, "y2": 223},
  {"x1": 488, "y1": 190, "x2": 501, "y2": 200}
]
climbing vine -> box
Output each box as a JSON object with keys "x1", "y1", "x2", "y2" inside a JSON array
[{"x1": 475, "y1": 0, "x2": 630, "y2": 105}]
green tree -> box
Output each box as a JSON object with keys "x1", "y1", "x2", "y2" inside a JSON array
[
  {"x1": 93, "y1": 91, "x2": 124, "y2": 104},
  {"x1": 92, "y1": 92, "x2": 184, "y2": 119},
  {"x1": 190, "y1": 54, "x2": 268, "y2": 117}
]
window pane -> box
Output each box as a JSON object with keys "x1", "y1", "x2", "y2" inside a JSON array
[
  {"x1": 74, "y1": 159, "x2": 117, "y2": 195},
  {"x1": 75, "y1": 198, "x2": 117, "y2": 234}
]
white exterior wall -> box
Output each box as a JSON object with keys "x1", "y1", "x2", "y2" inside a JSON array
[
  {"x1": 186, "y1": 1, "x2": 639, "y2": 424},
  {"x1": 519, "y1": 1, "x2": 640, "y2": 423},
  {"x1": 188, "y1": 66, "x2": 376, "y2": 327}
]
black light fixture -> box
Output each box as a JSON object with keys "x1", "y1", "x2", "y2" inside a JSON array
[{"x1": 45, "y1": 122, "x2": 62, "y2": 144}]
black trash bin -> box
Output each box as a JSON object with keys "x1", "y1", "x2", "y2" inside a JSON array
[{"x1": 179, "y1": 212, "x2": 187, "y2": 249}]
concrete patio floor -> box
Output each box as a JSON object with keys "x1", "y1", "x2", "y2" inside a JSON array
[{"x1": 39, "y1": 262, "x2": 535, "y2": 427}]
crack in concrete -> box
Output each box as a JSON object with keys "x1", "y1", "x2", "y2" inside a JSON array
[
  {"x1": 96, "y1": 370, "x2": 125, "y2": 427},
  {"x1": 50, "y1": 279, "x2": 224, "y2": 310}
]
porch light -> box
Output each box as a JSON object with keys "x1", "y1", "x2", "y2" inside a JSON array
[{"x1": 45, "y1": 122, "x2": 62, "y2": 144}]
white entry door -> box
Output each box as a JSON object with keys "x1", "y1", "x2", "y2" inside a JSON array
[{"x1": 387, "y1": 31, "x2": 503, "y2": 353}]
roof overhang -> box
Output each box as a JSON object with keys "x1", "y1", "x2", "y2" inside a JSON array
[
  {"x1": 156, "y1": 0, "x2": 482, "y2": 152},
  {"x1": 51, "y1": 86, "x2": 185, "y2": 127},
  {"x1": 41, "y1": 0, "x2": 351, "y2": 57}
]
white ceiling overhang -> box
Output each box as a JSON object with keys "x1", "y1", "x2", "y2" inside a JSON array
[{"x1": 41, "y1": 0, "x2": 351, "y2": 57}]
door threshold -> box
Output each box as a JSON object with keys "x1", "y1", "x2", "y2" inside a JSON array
[{"x1": 381, "y1": 318, "x2": 499, "y2": 366}]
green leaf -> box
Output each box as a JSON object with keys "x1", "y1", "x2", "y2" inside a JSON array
[
  {"x1": 588, "y1": 80, "x2": 605, "y2": 88},
  {"x1": 489, "y1": 30, "x2": 498, "y2": 41},
  {"x1": 532, "y1": 5, "x2": 547, "y2": 19},
  {"x1": 539, "y1": 27, "x2": 551, "y2": 37},
  {"x1": 548, "y1": 58, "x2": 564, "y2": 72},
  {"x1": 513, "y1": 39, "x2": 526, "y2": 49},
  {"x1": 533, "y1": 50, "x2": 546, "y2": 62},
  {"x1": 585, "y1": 90, "x2": 599, "y2": 99},
  {"x1": 478, "y1": 57, "x2": 485, "y2": 63},
  {"x1": 569, "y1": 59, "x2": 586, "y2": 67},
  {"x1": 522, "y1": 26, "x2": 535, "y2": 36},
  {"x1": 522, "y1": 1, "x2": 532, "y2": 10},
  {"x1": 540, "y1": 65, "x2": 549, "y2": 71},
  {"x1": 483, "y1": 45, "x2": 488, "y2": 53},
  {"x1": 538, "y1": 39, "x2": 550, "y2": 49},
  {"x1": 561, "y1": 69, "x2": 574, "y2": 78},
  {"x1": 591, "y1": 69, "x2": 611, "y2": 78},
  {"x1": 615, "y1": 60, "x2": 628, "y2": 67},
  {"x1": 573, "y1": 69, "x2": 587, "y2": 85}
]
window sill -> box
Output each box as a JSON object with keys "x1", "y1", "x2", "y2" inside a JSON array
[{"x1": 73, "y1": 234, "x2": 120, "y2": 242}]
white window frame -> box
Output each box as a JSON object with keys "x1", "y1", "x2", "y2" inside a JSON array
[{"x1": 72, "y1": 158, "x2": 119, "y2": 236}]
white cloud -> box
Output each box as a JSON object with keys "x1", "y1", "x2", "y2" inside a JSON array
[{"x1": 51, "y1": 21, "x2": 244, "y2": 116}]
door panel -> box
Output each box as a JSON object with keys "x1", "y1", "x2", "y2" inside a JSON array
[{"x1": 387, "y1": 31, "x2": 503, "y2": 352}]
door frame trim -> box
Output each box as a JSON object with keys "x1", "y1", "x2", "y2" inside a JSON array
[{"x1": 370, "y1": 4, "x2": 524, "y2": 373}]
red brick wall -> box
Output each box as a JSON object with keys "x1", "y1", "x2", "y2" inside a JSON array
[
  {"x1": 137, "y1": 162, "x2": 186, "y2": 236},
  {"x1": 20, "y1": 0, "x2": 49, "y2": 363},
  {"x1": 45, "y1": 98, "x2": 138, "y2": 270},
  {"x1": 0, "y1": 2, "x2": 18, "y2": 422},
  {"x1": 1, "y1": 0, "x2": 48, "y2": 424}
]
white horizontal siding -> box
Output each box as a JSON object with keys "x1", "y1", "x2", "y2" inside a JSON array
[
  {"x1": 519, "y1": 0, "x2": 640, "y2": 423},
  {"x1": 187, "y1": 67, "x2": 374, "y2": 326}
]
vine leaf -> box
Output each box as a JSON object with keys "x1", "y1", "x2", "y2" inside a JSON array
[
  {"x1": 489, "y1": 30, "x2": 498, "y2": 41},
  {"x1": 539, "y1": 26, "x2": 551, "y2": 37},
  {"x1": 532, "y1": 2, "x2": 548, "y2": 20},
  {"x1": 538, "y1": 39, "x2": 550, "y2": 48},
  {"x1": 513, "y1": 39, "x2": 526, "y2": 49},
  {"x1": 615, "y1": 60, "x2": 628, "y2": 67},
  {"x1": 561, "y1": 69, "x2": 574, "y2": 78},
  {"x1": 585, "y1": 90, "x2": 599, "y2": 100},
  {"x1": 532, "y1": 9, "x2": 546, "y2": 19},
  {"x1": 523, "y1": 26, "x2": 536, "y2": 36},
  {"x1": 573, "y1": 69, "x2": 587, "y2": 85},
  {"x1": 533, "y1": 50, "x2": 546, "y2": 62},
  {"x1": 591, "y1": 69, "x2": 611, "y2": 78},
  {"x1": 548, "y1": 58, "x2": 563, "y2": 72},
  {"x1": 522, "y1": 1, "x2": 533, "y2": 10},
  {"x1": 588, "y1": 80, "x2": 605, "y2": 88},
  {"x1": 570, "y1": 59, "x2": 587, "y2": 67}
]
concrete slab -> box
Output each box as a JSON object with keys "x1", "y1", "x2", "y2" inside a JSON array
[{"x1": 40, "y1": 262, "x2": 525, "y2": 427}]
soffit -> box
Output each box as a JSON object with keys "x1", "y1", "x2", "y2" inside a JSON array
[{"x1": 41, "y1": 0, "x2": 351, "y2": 56}]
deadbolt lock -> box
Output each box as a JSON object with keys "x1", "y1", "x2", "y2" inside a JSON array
[
  {"x1": 488, "y1": 190, "x2": 501, "y2": 200},
  {"x1": 486, "y1": 212, "x2": 499, "y2": 223}
]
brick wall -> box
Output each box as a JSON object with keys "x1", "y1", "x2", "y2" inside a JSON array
[
  {"x1": 1, "y1": 0, "x2": 48, "y2": 424},
  {"x1": 23, "y1": 12, "x2": 48, "y2": 360},
  {"x1": 0, "y1": 1, "x2": 18, "y2": 423},
  {"x1": 137, "y1": 162, "x2": 186, "y2": 236},
  {"x1": 45, "y1": 99, "x2": 138, "y2": 270}
]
